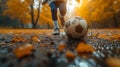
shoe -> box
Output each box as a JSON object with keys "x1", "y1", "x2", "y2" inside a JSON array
[
  {"x1": 53, "y1": 28, "x2": 60, "y2": 35},
  {"x1": 59, "y1": 15, "x2": 65, "y2": 27}
]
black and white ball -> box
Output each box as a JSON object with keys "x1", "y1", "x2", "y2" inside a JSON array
[{"x1": 64, "y1": 16, "x2": 88, "y2": 39}]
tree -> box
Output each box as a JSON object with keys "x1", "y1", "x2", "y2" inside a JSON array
[
  {"x1": 90, "y1": 0, "x2": 120, "y2": 27},
  {"x1": 38, "y1": 4, "x2": 53, "y2": 28},
  {"x1": 3, "y1": 0, "x2": 53, "y2": 28},
  {"x1": 30, "y1": 0, "x2": 41, "y2": 28},
  {"x1": 73, "y1": 0, "x2": 120, "y2": 28}
]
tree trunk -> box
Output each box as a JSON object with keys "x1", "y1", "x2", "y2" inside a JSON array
[
  {"x1": 30, "y1": 0, "x2": 41, "y2": 29},
  {"x1": 30, "y1": 0, "x2": 35, "y2": 28},
  {"x1": 111, "y1": 2, "x2": 118, "y2": 28},
  {"x1": 113, "y1": 13, "x2": 118, "y2": 27},
  {"x1": 21, "y1": 23, "x2": 24, "y2": 28},
  {"x1": 32, "y1": 23, "x2": 37, "y2": 28},
  {"x1": 35, "y1": 0, "x2": 41, "y2": 25}
]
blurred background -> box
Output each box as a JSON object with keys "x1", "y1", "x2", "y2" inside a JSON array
[{"x1": 0, "y1": 0, "x2": 120, "y2": 29}]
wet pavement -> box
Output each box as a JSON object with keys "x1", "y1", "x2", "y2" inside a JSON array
[{"x1": 0, "y1": 29, "x2": 120, "y2": 67}]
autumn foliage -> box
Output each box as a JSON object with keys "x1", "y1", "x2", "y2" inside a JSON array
[
  {"x1": 2, "y1": 0, "x2": 120, "y2": 28},
  {"x1": 73, "y1": 0, "x2": 120, "y2": 27},
  {"x1": 3, "y1": 0, "x2": 31, "y2": 24},
  {"x1": 3, "y1": 0, "x2": 53, "y2": 28}
]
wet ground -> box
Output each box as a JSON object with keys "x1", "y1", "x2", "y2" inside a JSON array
[{"x1": 0, "y1": 29, "x2": 120, "y2": 67}]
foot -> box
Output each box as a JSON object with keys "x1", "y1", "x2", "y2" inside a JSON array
[
  {"x1": 53, "y1": 28, "x2": 60, "y2": 35},
  {"x1": 59, "y1": 15, "x2": 65, "y2": 27}
]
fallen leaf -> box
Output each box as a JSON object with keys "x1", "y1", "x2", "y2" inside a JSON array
[
  {"x1": 106, "y1": 57, "x2": 120, "y2": 67},
  {"x1": 57, "y1": 44, "x2": 66, "y2": 52},
  {"x1": 12, "y1": 35, "x2": 26, "y2": 42},
  {"x1": 65, "y1": 51, "x2": 76, "y2": 59},
  {"x1": 31, "y1": 35, "x2": 41, "y2": 42},
  {"x1": 76, "y1": 43, "x2": 95, "y2": 53},
  {"x1": 14, "y1": 44, "x2": 34, "y2": 58}
]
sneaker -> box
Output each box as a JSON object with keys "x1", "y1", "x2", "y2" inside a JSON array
[
  {"x1": 59, "y1": 15, "x2": 65, "y2": 27},
  {"x1": 53, "y1": 28, "x2": 60, "y2": 35}
]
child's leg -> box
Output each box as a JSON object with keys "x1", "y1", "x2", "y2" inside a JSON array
[
  {"x1": 49, "y1": 2, "x2": 60, "y2": 35},
  {"x1": 58, "y1": 1, "x2": 67, "y2": 26},
  {"x1": 59, "y1": 1, "x2": 66, "y2": 17}
]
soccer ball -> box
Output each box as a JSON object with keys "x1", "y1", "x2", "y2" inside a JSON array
[{"x1": 64, "y1": 16, "x2": 88, "y2": 39}]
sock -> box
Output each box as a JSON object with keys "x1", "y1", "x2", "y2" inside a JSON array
[{"x1": 53, "y1": 20, "x2": 59, "y2": 29}]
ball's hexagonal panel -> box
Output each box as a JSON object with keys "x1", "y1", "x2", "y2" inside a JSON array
[{"x1": 75, "y1": 24, "x2": 83, "y2": 33}]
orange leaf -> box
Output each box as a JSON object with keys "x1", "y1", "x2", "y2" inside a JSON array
[
  {"x1": 65, "y1": 51, "x2": 76, "y2": 59},
  {"x1": 57, "y1": 44, "x2": 66, "y2": 52},
  {"x1": 76, "y1": 43, "x2": 95, "y2": 53},
  {"x1": 14, "y1": 44, "x2": 34, "y2": 58}
]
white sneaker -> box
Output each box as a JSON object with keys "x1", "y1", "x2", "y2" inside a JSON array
[{"x1": 53, "y1": 28, "x2": 60, "y2": 35}]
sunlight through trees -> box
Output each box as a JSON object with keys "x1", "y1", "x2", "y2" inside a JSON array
[{"x1": 2, "y1": 0, "x2": 53, "y2": 28}]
